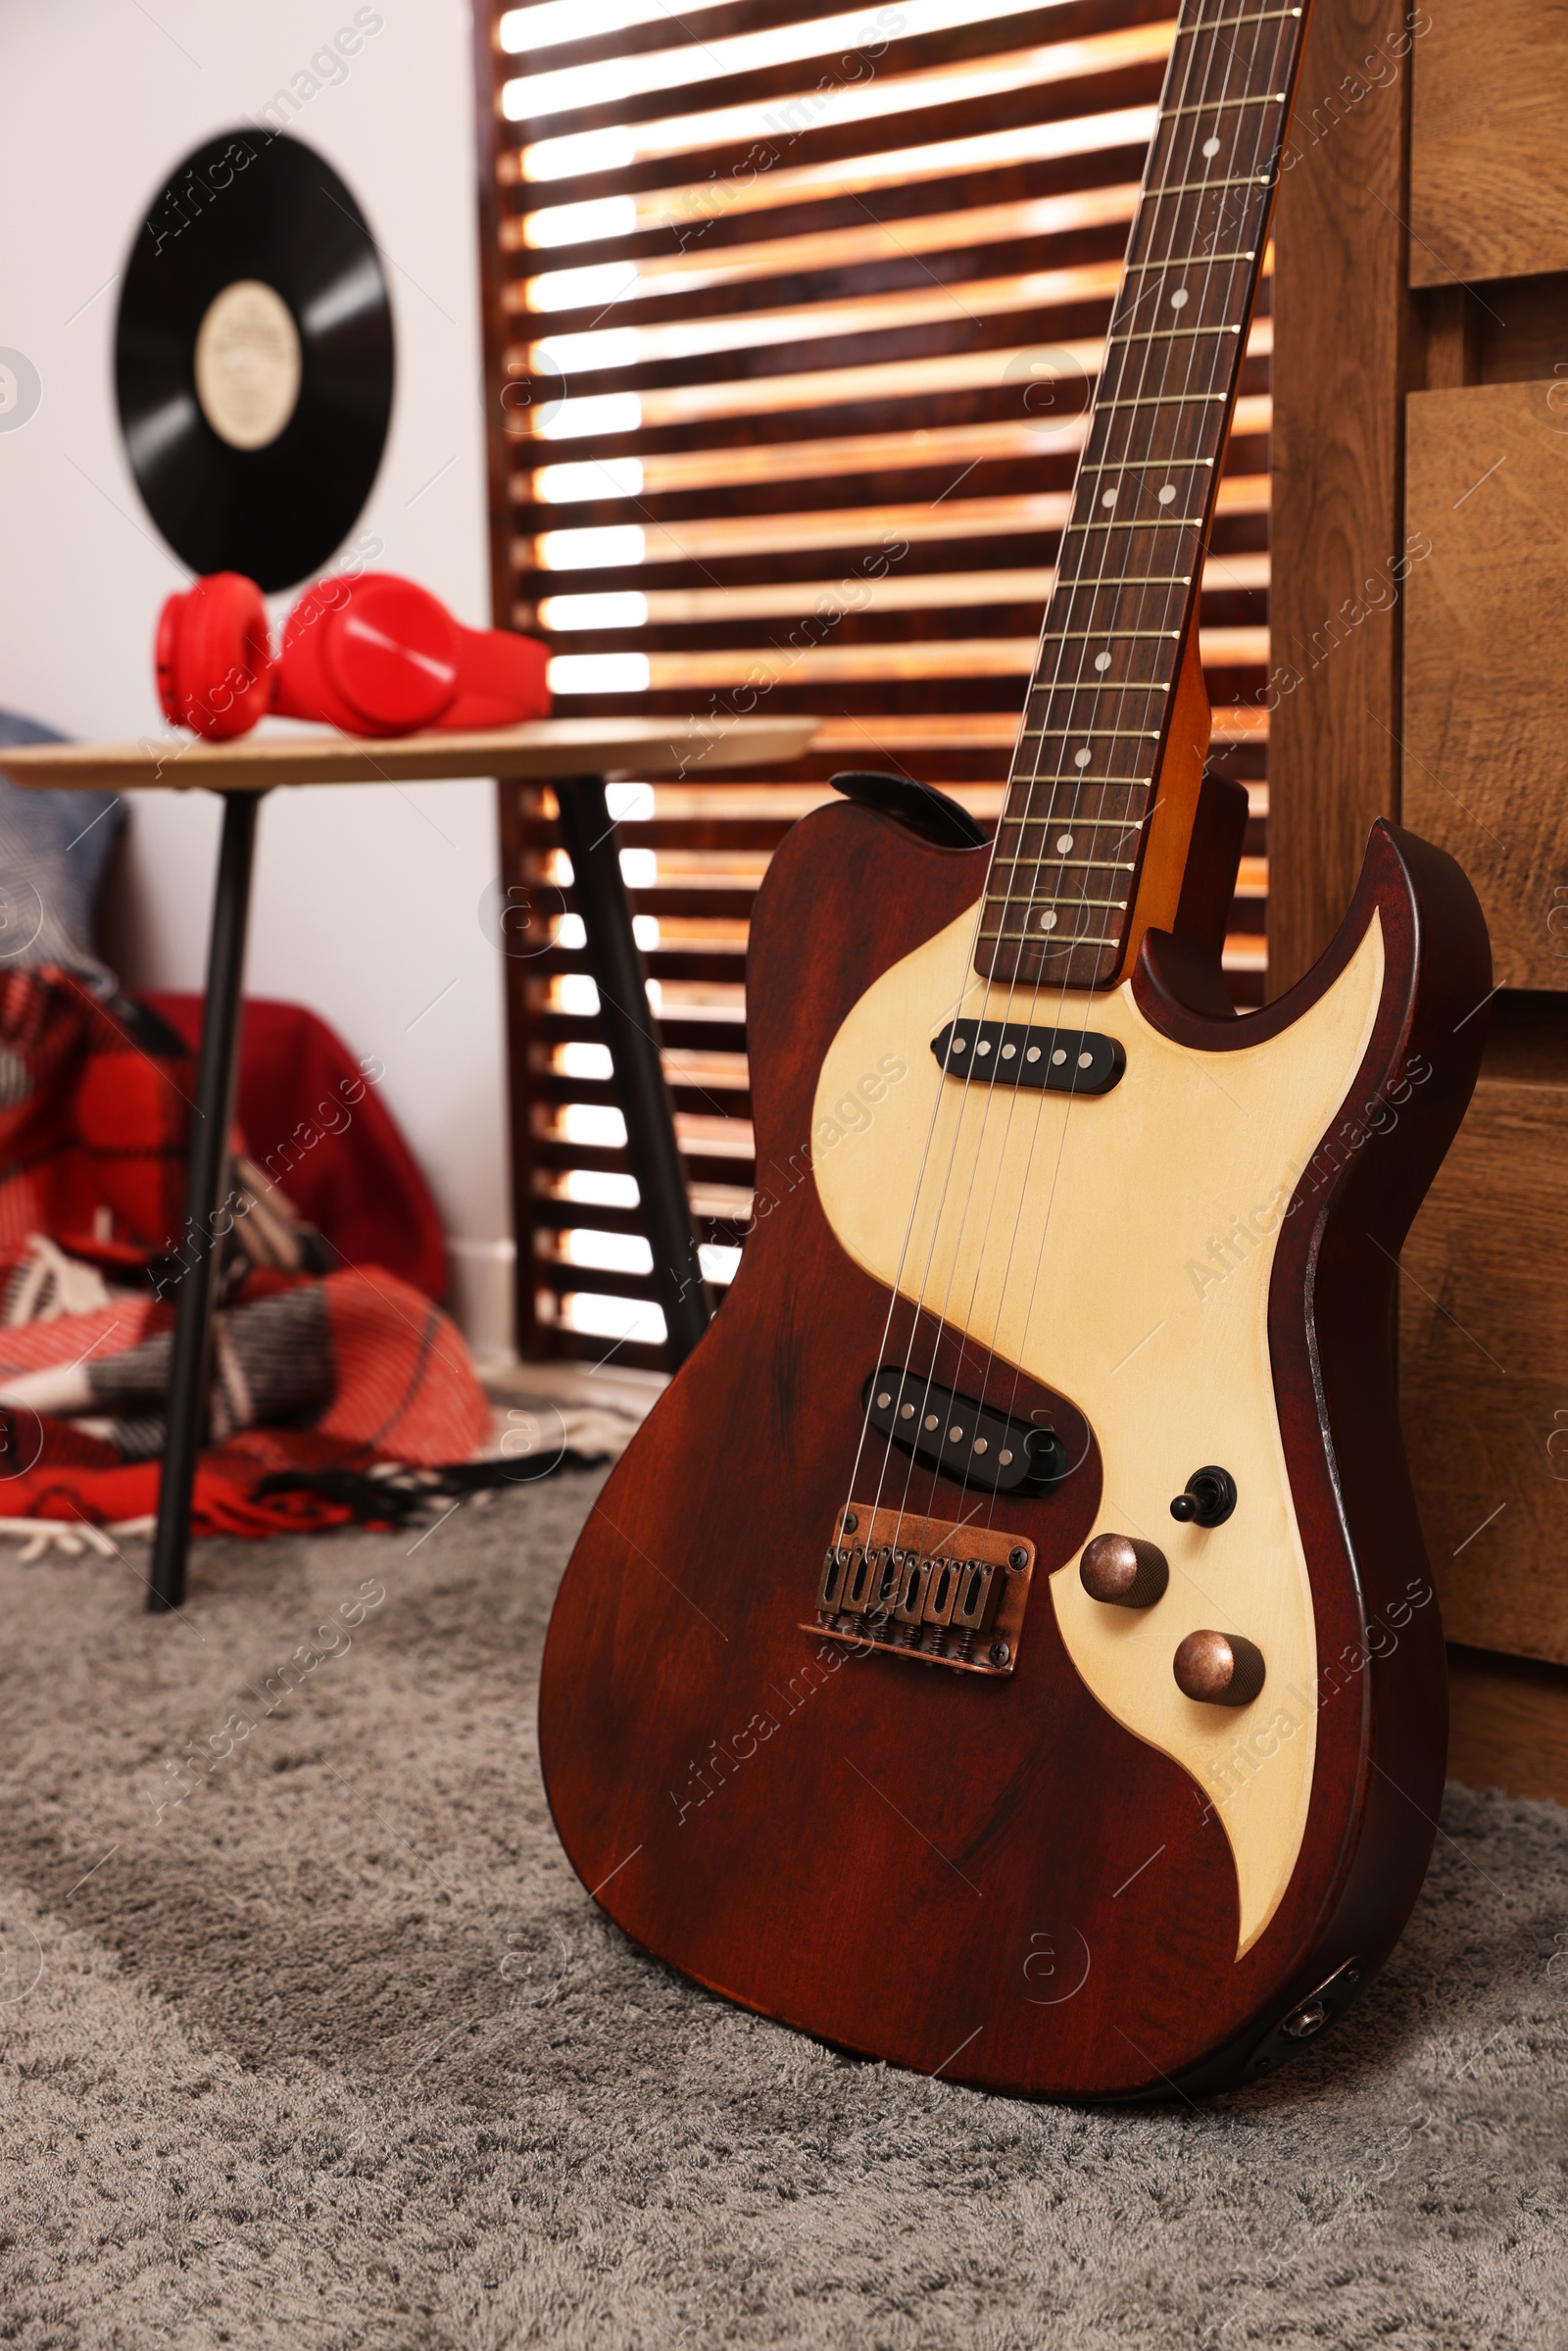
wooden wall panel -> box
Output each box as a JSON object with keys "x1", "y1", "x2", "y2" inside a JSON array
[
  {"x1": 1268, "y1": 0, "x2": 1412, "y2": 996},
  {"x1": 1448, "y1": 1643, "x2": 1568, "y2": 1799},
  {"x1": 1411, "y1": 0, "x2": 1568, "y2": 287},
  {"x1": 1401, "y1": 1022, "x2": 1568, "y2": 1667},
  {"x1": 1404, "y1": 381, "x2": 1568, "y2": 991}
]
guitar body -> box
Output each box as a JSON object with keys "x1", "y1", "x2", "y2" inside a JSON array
[{"x1": 538, "y1": 802, "x2": 1489, "y2": 2099}]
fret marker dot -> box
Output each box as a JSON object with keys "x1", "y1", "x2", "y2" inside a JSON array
[
  {"x1": 1170, "y1": 288, "x2": 1190, "y2": 310},
  {"x1": 1101, "y1": 488, "x2": 1117, "y2": 509},
  {"x1": 1095, "y1": 652, "x2": 1112, "y2": 671},
  {"x1": 1157, "y1": 483, "x2": 1177, "y2": 505},
  {"x1": 1202, "y1": 135, "x2": 1221, "y2": 157},
  {"x1": 1040, "y1": 911, "x2": 1058, "y2": 931},
  {"x1": 1055, "y1": 832, "x2": 1073, "y2": 853},
  {"x1": 1074, "y1": 749, "x2": 1092, "y2": 767}
]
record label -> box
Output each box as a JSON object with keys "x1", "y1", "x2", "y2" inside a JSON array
[
  {"x1": 194, "y1": 279, "x2": 301, "y2": 451},
  {"x1": 116, "y1": 130, "x2": 395, "y2": 592}
]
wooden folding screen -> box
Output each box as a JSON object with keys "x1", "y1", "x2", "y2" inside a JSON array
[
  {"x1": 1271, "y1": 0, "x2": 1568, "y2": 1796},
  {"x1": 474, "y1": 0, "x2": 1275, "y2": 1370}
]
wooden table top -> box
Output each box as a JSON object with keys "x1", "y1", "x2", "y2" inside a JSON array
[{"x1": 0, "y1": 714, "x2": 821, "y2": 794}]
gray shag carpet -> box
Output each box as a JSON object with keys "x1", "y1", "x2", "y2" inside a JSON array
[{"x1": 2, "y1": 1470, "x2": 1566, "y2": 2351}]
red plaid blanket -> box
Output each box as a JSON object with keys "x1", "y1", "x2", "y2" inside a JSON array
[{"x1": 0, "y1": 968, "x2": 488, "y2": 1532}]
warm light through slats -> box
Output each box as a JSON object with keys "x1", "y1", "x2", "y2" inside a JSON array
[
  {"x1": 538, "y1": 551, "x2": 1269, "y2": 627},
  {"x1": 517, "y1": 188, "x2": 1142, "y2": 302},
  {"x1": 503, "y1": 0, "x2": 1085, "y2": 122},
  {"x1": 528, "y1": 477, "x2": 1267, "y2": 567},
  {"x1": 520, "y1": 27, "x2": 1173, "y2": 177},
  {"x1": 544, "y1": 628, "x2": 1270, "y2": 691},
  {"x1": 515, "y1": 321, "x2": 1271, "y2": 435},
  {"x1": 529, "y1": 264, "x2": 1124, "y2": 373},
  {"x1": 522, "y1": 397, "x2": 1271, "y2": 501},
  {"x1": 517, "y1": 114, "x2": 1155, "y2": 241}
]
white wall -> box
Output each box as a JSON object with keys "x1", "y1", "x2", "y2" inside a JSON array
[{"x1": 0, "y1": 0, "x2": 516, "y2": 1361}]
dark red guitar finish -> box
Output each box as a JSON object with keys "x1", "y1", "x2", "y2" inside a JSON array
[{"x1": 538, "y1": 806, "x2": 1489, "y2": 2099}]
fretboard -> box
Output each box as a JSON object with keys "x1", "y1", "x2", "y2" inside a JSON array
[{"x1": 978, "y1": 0, "x2": 1311, "y2": 992}]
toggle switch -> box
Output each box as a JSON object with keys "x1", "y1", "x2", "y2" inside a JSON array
[{"x1": 1170, "y1": 1465, "x2": 1238, "y2": 1527}]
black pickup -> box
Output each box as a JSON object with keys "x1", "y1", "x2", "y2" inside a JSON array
[
  {"x1": 863, "y1": 1367, "x2": 1068, "y2": 1495},
  {"x1": 931, "y1": 1019, "x2": 1124, "y2": 1096}
]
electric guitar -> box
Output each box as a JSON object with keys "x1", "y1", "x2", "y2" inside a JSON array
[{"x1": 538, "y1": 0, "x2": 1490, "y2": 2098}]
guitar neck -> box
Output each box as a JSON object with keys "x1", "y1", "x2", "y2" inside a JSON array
[{"x1": 978, "y1": 0, "x2": 1312, "y2": 993}]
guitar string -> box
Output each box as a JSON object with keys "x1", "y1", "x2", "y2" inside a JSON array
[
  {"x1": 830, "y1": 0, "x2": 1302, "y2": 1618},
  {"x1": 963, "y1": 6, "x2": 1301, "y2": 1542},
  {"x1": 903, "y1": 0, "x2": 1268, "y2": 1554},
  {"x1": 835, "y1": 0, "x2": 1235, "y2": 1573},
  {"x1": 832, "y1": 0, "x2": 1235, "y2": 1575}
]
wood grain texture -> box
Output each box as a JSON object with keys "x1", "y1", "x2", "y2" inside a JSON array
[
  {"x1": 1401, "y1": 1028, "x2": 1568, "y2": 1666},
  {"x1": 1447, "y1": 1642, "x2": 1568, "y2": 1800},
  {"x1": 1268, "y1": 0, "x2": 1412, "y2": 996},
  {"x1": 0, "y1": 717, "x2": 820, "y2": 794},
  {"x1": 1410, "y1": 0, "x2": 1568, "y2": 287},
  {"x1": 1402, "y1": 381, "x2": 1568, "y2": 991},
  {"x1": 538, "y1": 803, "x2": 1487, "y2": 2099}
]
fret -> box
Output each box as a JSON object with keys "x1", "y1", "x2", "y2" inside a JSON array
[
  {"x1": 1165, "y1": 92, "x2": 1286, "y2": 116},
  {"x1": 1008, "y1": 770, "x2": 1152, "y2": 786},
  {"x1": 1107, "y1": 324, "x2": 1242, "y2": 345},
  {"x1": 993, "y1": 857, "x2": 1138, "y2": 870},
  {"x1": 1045, "y1": 568, "x2": 1191, "y2": 585},
  {"x1": 1002, "y1": 816, "x2": 1146, "y2": 836},
  {"x1": 978, "y1": 928, "x2": 1120, "y2": 947},
  {"x1": 1061, "y1": 517, "x2": 1202, "y2": 535},
  {"x1": 1144, "y1": 174, "x2": 1275, "y2": 198},
  {"x1": 1096, "y1": 393, "x2": 1228, "y2": 410},
  {"x1": 979, "y1": 0, "x2": 1306, "y2": 992},
  {"x1": 1175, "y1": 5, "x2": 1300, "y2": 28},
  {"x1": 1076, "y1": 459, "x2": 1212, "y2": 474},
  {"x1": 1122, "y1": 250, "x2": 1256, "y2": 271},
  {"x1": 992, "y1": 888, "x2": 1128, "y2": 907}
]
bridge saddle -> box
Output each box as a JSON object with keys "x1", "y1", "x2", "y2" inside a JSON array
[{"x1": 807, "y1": 1504, "x2": 1034, "y2": 1676}]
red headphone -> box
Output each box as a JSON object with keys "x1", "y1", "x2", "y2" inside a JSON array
[{"x1": 157, "y1": 570, "x2": 551, "y2": 740}]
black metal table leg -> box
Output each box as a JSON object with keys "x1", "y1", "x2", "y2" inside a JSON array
[
  {"x1": 554, "y1": 775, "x2": 710, "y2": 1368},
  {"x1": 148, "y1": 791, "x2": 265, "y2": 1610}
]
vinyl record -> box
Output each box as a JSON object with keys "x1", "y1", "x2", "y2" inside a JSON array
[{"x1": 115, "y1": 129, "x2": 394, "y2": 592}]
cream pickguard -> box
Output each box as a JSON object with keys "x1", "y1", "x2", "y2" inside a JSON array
[{"x1": 811, "y1": 904, "x2": 1386, "y2": 1955}]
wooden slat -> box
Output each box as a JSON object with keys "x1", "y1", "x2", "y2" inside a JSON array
[
  {"x1": 1267, "y1": 0, "x2": 1409, "y2": 997},
  {"x1": 510, "y1": 110, "x2": 1155, "y2": 231},
  {"x1": 518, "y1": 189, "x2": 1141, "y2": 301},
  {"x1": 525, "y1": 394, "x2": 1270, "y2": 498},
  {"x1": 516, "y1": 27, "x2": 1172, "y2": 176}
]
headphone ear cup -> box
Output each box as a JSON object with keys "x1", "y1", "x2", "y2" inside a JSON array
[
  {"x1": 155, "y1": 574, "x2": 273, "y2": 739},
  {"x1": 274, "y1": 574, "x2": 458, "y2": 734}
]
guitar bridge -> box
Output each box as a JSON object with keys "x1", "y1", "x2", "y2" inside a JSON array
[{"x1": 806, "y1": 1505, "x2": 1034, "y2": 1675}]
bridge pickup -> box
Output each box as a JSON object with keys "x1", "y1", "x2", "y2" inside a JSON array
[
  {"x1": 931, "y1": 1018, "x2": 1124, "y2": 1095},
  {"x1": 863, "y1": 1367, "x2": 1067, "y2": 1494}
]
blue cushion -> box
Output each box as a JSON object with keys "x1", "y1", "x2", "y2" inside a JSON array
[{"x1": 0, "y1": 710, "x2": 123, "y2": 996}]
